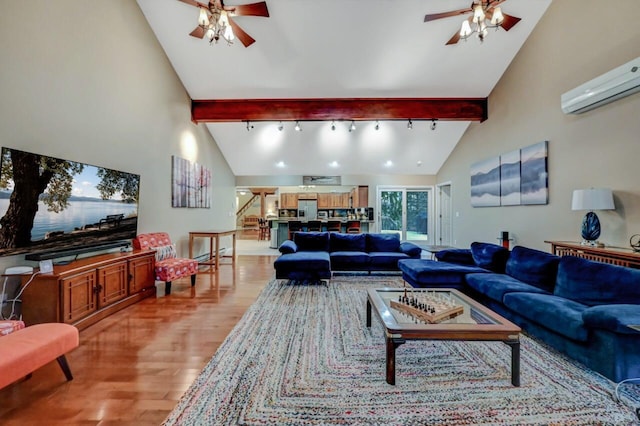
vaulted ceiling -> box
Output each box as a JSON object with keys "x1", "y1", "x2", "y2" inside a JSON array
[{"x1": 136, "y1": 0, "x2": 552, "y2": 176}]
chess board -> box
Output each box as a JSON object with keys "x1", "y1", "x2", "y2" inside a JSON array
[{"x1": 390, "y1": 291, "x2": 463, "y2": 324}]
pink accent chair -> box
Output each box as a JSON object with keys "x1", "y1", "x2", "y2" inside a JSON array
[{"x1": 133, "y1": 232, "x2": 199, "y2": 295}]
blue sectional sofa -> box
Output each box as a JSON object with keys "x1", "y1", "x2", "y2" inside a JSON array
[
  {"x1": 398, "y1": 243, "x2": 640, "y2": 382},
  {"x1": 274, "y1": 231, "x2": 422, "y2": 282}
]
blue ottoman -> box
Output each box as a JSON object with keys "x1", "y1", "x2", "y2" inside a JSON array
[
  {"x1": 274, "y1": 251, "x2": 331, "y2": 283},
  {"x1": 398, "y1": 258, "x2": 490, "y2": 289}
]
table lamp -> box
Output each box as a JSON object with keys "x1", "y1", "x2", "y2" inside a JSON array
[{"x1": 571, "y1": 188, "x2": 615, "y2": 246}]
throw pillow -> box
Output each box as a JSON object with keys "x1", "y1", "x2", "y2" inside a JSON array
[
  {"x1": 278, "y1": 240, "x2": 297, "y2": 254},
  {"x1": 151, "y1": 244, "x2": 177, "y2": 262},
  {"x1": 470, "y1": 242, "x2": 510, "y2": 273}
]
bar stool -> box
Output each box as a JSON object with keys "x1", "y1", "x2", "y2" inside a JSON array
[
  {"x1": 288, "y1": 220, "x2": 303, "y2": 240},
  {"x1": 327, "y1": 220, "x2": 342, "y2": 233},
  {"x1": 346, "y1": 220, "x2": 361, "y2": 234},
  {"x1": 307, "y1": 220, "x2": 322, "y2": 232},
  {"x1": 258, "y1": 218, "x2": 270, "y2": 241}
]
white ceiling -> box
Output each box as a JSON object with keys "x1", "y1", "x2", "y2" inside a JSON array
[{"x1": 136, "y1": 0, "x2": 552, "y2": 176}]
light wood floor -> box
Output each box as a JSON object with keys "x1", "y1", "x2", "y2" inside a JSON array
[{"x1": 0, "y1": 254, "x2": 278, "y2": 425}]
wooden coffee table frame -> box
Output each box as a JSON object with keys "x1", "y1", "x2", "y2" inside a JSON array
[{"x1": 366, "y1": 288, "x2": 521, "y2": 386}]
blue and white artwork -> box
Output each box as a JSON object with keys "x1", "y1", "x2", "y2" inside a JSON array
[
  {"x1": 470, "y1": 156, "x2": 501, "y2": 207},
  {"x1": 500, "y1": 150, "x2": 521, "y2": 206},
  {"x1": 520, "y1": 141, "x2": 549, "y2": 205}
]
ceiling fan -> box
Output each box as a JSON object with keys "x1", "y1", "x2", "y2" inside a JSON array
[
  {"x1": 424, "y1": 0, "x2": 521, "y2": 45},
  {"x1": 178, "y1": 0, "x2": 269, "y2": 47}
]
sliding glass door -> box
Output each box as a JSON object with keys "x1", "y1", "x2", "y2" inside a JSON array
[{"x1": 378, "y1": 187, "x2": 433, "y2": 241}]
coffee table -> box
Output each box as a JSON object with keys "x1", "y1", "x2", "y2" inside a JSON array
[{"x1": 366, "y1": 288, "x2": 521, "y2": 386}]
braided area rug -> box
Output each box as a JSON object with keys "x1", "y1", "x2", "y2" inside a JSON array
[{"x1": 164, "y1": 276, "x2": 639, "y2": 425}]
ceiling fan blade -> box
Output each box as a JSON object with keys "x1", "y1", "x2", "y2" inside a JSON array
[
  {"x1": 177, "y1": 0, "x2": 210, "y2": 8},
  {"x1": 445, "y1": 31, "x2": 462, "y2": 45},
  {"x1": 189, "y1": 26, "x2": 206, "y2": 38},
  {"x1": 228, "y1": 16, "x2": 256, "y2": 47},
  {"x1": 229, "y1": 2, "x2": 269, "y2": 17},
  {"x1": 424, "y1": 8, "x2": 471, "y2": 23},
  {"x1": 499, "y1": 13, "x2": 522, "y2": 31}
]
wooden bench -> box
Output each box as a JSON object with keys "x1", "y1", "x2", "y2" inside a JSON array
[
  {"x1": 0, "y1": 323, "x2": 79, "y2": 389},
  {"x1": 99, "y1": 213, "x2": 124, "y2": 228}
]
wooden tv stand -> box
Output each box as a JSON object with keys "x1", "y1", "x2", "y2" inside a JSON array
[{"x1": 21, "y1": 250, "x2": 156, "y2": 331}]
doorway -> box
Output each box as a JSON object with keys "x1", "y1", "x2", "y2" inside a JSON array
[
  {"x1": 436, "y1": 182, "x2": 453, "y2": 246},
  {"x1": 377, "y1": 186, "x2": 433, "y2": 241}
]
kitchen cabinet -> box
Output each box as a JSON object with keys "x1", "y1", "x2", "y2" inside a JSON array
[{"x1": 280, "y1": 193, "x2": 299, "y2": 209}]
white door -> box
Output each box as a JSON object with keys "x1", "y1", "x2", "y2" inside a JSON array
[{"x1": 436, "y1": 183, "x2": 453, "y2": 246}]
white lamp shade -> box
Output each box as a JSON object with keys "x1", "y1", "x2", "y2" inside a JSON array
[{"x1": 571, "y1": 188, "x2": 615, "y2": 211}]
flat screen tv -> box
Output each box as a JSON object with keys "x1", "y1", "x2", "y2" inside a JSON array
[{"x1": 0, "y1": 147, "x2": 140, "y2": 260}]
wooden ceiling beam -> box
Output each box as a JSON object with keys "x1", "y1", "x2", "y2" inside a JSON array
[{"x1": 191, "y1": 98, "x2": 488, "y2": 123}]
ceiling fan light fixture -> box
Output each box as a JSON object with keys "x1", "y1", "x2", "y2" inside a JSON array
[
  {"x1": 472, "y1": 4, "x2": 485, "y2": 23},
  {"x1": 460, "y1": 20, "x2": 473, "y2": 38},
  {"x1": 198, "y1": 8, "x2": 210, "y2": 27},
  {"x1": 491, "y1": 7, "x2": 504, "y2": 25}
]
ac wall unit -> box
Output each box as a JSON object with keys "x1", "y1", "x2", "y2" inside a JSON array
[{"x1": 561, "y1": 56, "x2": 640, "y2": 114}]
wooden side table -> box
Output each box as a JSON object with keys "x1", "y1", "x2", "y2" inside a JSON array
[
  {"x1": 545, "y1": 240, "x2": 640, "y2": 269},
  {"x1": 189, "y1": 230, "x2": 236, "y2": 270}
]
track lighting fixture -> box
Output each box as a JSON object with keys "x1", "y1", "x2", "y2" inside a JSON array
[
  {"x1": 246, "y1": 121, "x2": 253, "y2": 131},
  {"x1": 294, "y1": 121, "x2": 302, "y2": 132},
  {"x1": 349, "y1": 121, "x2": 356, "y2": 132},
  {"x1": 278, "y1": 121, "x2": 284, "y2": 131},
  {"x1": 430, "y1": 119, "x2": 437, "y2": 131},
  {"x1": 407, "y1": 119, "x2": 413, "y2": 129},
  {"x1": 331, "y1": 120, "x2": 336, "y2": 131},
  {"x1": 375, "y1": 121, "x2": 380, "y2": 131}
]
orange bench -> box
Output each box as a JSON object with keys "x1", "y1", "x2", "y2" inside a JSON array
[{"x1": 0, "y1": 323, "x2": 79, "y2": 389}]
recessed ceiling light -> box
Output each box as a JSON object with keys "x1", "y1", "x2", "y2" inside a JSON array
[
  {"x1": 384, "y1": 160, "x2": 393, "y2": 167},
  {"x1": 276, "y1": 161, "x2": 286, "y2": 168},
  {"x1": 329, "y1": 161, "x2": 339, "y2": 168},
  {"x1": 416, "y1": 160, "x2": 422, "y2": 167}
]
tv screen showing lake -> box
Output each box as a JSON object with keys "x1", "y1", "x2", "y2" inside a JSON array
[{"x1": 0, "y1": 198, "x2": 138, "y2": 241}]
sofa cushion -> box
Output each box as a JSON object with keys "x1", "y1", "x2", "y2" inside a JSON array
[
  {"x1": 466, "y1": 273, "x2": 550, "y2": 304},
  {"x1": 503, "y1": 292, "x2": 590, "y2": 342},
  {"x1": 369, "y1": 252, "x2": 410, "y2": 270},
  {"x1": 330, "y1": 252, "x2": 370, "y2": 270},
  {"x1": 399, "y1": 242, "x2": 422, "y2": 258},
  {"x1": 398, "y1": 259, "x2": 490, "y2": 286},
  {"x1": 505, "y1": 246, "x2": 560, "y2": 292},
  {"x1": 470, "y1": 242, "x2": 510, "y2": 273},
  {"x1": 555, "y1": 256, "x2": 640, "y2": 306},
  {"x1": 434, "y1": 249, "x2": 475, "y2": 265},
  {"x1": 366, "y1": 233, "x2": 400, "y2": 253},
  {"x1": 293, "y1": 232, "x2": 330, "y2": 252},
  {"x1": 278, "y1": 240, "x2": 297, "y2": 254},
  {"x1": 582, "y1": 305, "x2": 640, "y2": 334},
  {"x1": 330, "y1": 233, "x2": 366, "y2": 252}
]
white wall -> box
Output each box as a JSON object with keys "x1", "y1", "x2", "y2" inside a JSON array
[
  {"x1": 437, "y1": 0, "x2": 640, "y2": 251},
  {"x1": 0, "y1": 0, "x2": 236, "y2": 269}
]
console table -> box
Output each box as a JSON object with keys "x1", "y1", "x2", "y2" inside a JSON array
[
  {"x1": 545, "y1": 240, "x2": 640, "y2": 269},
  {"x1": 21, "y1": 250, "x2": 156, "y2": 330},
  {"x1": 189, "y1": 229, "x2": 236, "y2": 270}
]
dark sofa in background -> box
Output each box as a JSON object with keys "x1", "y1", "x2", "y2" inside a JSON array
[
  {"x1": 398, "y1": 242, "x2": 640, "y2": 382},
  {"x1": 274, "y1": 231, "x2": 422, "y2": 282}
]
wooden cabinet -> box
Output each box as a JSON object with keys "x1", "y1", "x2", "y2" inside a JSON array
[
  {"x1": 546, "y1": 241, "x2": 640, "y2": 268},
  {"x1": 280, "y1": 193, "x2": 298, "y2": 209},
  {"x1": 22, "y1": 250, "x2": 156, "y2": 330},
  {"x1": 317, "y1": 193, "x2": 330, "y2": 208},
  {"x1": 351, "y1": 186, "x2": 369, "y2": 207},
  {"x1": 298, "y1": 192, "x2": 317, "y2": 200}
]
